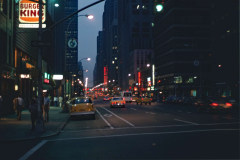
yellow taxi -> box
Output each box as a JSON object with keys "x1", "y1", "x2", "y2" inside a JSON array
[
  {"x1": 67, "y1": 97, "x2": 95, "y2": 119},
  {"x1": 136, "y1": 96, "x2": 152, "y2": 105},
  {"x1": 132, "y1": 95, "x2": 138, "y2": 102},
  {"x1": 110, "y1": 97, "x2": 126, "y2": 108}
]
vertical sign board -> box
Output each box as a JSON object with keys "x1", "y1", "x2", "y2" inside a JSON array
[
  {"x1": 138, "y1": 72, "x2": 141, "y2": 86},
  {"x1": 19, "y1": 0, "x2": 46, "y2": 28},
  {"x1": 104, "y1": 67, "x2": 108, "y2": 86}
]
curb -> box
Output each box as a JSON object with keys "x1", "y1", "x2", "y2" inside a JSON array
[{"x1": 0, "y1": 115, "x2": 70, "y2": 143}]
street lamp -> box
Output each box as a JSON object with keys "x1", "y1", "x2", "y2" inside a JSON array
[{"x1": 79, "y1": 57, "x2": 91, "y2": 62}]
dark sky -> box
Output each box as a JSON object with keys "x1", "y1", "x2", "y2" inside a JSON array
[{"x1": 78, "y1": 0, "x2": 104, "y2": 87}]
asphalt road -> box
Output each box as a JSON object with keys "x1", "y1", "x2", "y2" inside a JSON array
[{"x1": 3, "y1": 98, "x2": 240, "y2": 160}]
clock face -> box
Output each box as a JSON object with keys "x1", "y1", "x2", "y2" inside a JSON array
[{"x1": 68, "y1": 38, "x2": 77, "y2": 48}]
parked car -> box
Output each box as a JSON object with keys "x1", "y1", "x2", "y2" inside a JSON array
[
  {"x1": 136, "y1": 96, "x2": 152, "y2": 105},
  {"x1": 110, "y1": 97, "x2": 126, "y2": 108},
  {"x1": 182, "y1": 96, "x2": 196, "y2": 105},
  {"x1": 67, "y1": 97, "x2": 95, "y2": 119}
]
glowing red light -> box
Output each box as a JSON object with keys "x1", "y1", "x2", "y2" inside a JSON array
[
  {"x1": 225, "y1": 103, "x2": 232, "y2": 107},
  {"x1": 210, "y1": 103, "x2": 218, "y2": 107}
]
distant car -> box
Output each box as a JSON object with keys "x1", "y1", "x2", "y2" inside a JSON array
[
  {"x1": 121, "y1": 91, "x2": 132, "y2": 103},
  {"x1": 67, "y1": 97, "x2": 95, "y2": 119},
  {"x1": 136, "y1": 96, "x2": 152, "y2": 105},
  {"x1": 194, "y1": 97, "x2": 234, "y2": 112},
  {"x1": 110, "y1": 97, "x2": 126, "y2": 108},
  {"x1": 103, "y1": 96, "x2": 111, "y2": 101},
  {"x1": 132, "y1": 95, "x2": 138, "y2": 102}
]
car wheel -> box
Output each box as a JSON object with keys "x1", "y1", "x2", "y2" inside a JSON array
[
  {"x1": 122, "y1": 105, "x2": 125, "y2": 108},
  {"x1": 145, "y1": 103, "x2": 147, "y2": 105},
  {"x1": 140, "y1": 102, "x2": 142, "y2": 105},
  {"x1": 136, "y1": 102, "x2": 138, "y2": 105},
  {"x1": 149, "y1": 102, "x2": 151, "y2": 105}
]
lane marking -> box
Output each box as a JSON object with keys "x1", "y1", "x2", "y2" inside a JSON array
[
  {"x1": 50, "y1": 128, "x2": 240, "y2": 142},
  {"x1": 174, "y1": 118, "x2": 199, "y2": 125},
  {"x1": 131, "y1": 108, "x2": 137, "y2": 111},
  {"x1": 104, "y1": 114, "x2": 112, "y2": 118},
  {"x1": 18, "y1": 140, "x2": 47, "y2": 160},
  {"x1": 96, "y1": 108, "x2": 114, "y2": 129},
  {"x1": 59, "y1": 121, "x2": 240, "y2": 133},
  {"x1": 102, "y1": 107, "x2": 135, "y2": 127}
]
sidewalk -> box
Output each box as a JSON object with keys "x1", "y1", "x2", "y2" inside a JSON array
[{"x1": 0, "y1": 106, "x2": 69, "y2": 142}]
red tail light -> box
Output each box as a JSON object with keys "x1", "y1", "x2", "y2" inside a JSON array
[
  {"x1": 131, "y1": 98, "x2": 132, "y2": 100},
  {"x1": 210, "y1": 103, "x2": 218, "y2": 107},
  {"x1": 151, "y1": 98, "x2": 152, "y2": 101},
  {"x1": 225, "y1": 103, "x2": 232, "y2": 107},
  {"x1": 142, "y1": 98, "x2": 143, "y2": 100}
]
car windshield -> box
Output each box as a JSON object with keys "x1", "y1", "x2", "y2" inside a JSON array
[
  {"x1": 72, "y1": 98, "x2": 92, "y2": 104},
  {"x1": 112, "y1": 97, "x2": 123, "y2": 101},
  {"x1": 124, "y1": 93, "x2": 131, "y2": 97}
]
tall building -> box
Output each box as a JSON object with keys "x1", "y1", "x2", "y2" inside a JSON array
[
  {"x1": 153, "y1": 0, "x2": 212, "y2": 97},
  {"x1": 153, "y1": 0, "x2": 239, "y2": 99},
  {"x1": 63, "y1": 0, "x2": 78, "y2": 98},
  {"x1": 99, "y1": 0, "x2": 154, "y2": 90},
  {"x1": 208, "y1": 0, "x2": 239, "y2": 99},
  {"x1": 102, "y1": 0, "x2": 119, "y2": 87},
  {"x1": 64, "y1": 0, "x2": 78, "y2": 75},
  {"x1": 118, "y1": 0, "x2": 154, "y2": 90},
  {"x1": 0, "y1": 0, "x2": 55, "y2": 113},
  {"x1": 0, "y1": 0, "x2": 16, "y2": 113},
  {"x1": 94, "y1": 31, "x2": 104, "y2": 86}
]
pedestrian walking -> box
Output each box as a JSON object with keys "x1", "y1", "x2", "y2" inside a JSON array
[
  {"x1": 14, "y1": 95, "x2": 24, "y2": 120},
  {"x1": 29, "y1": 96, "x2": 38, "y2": 131},
  {"x1": 0, "y1": 94, "x2": 3, "y2": 119},
  {"x1": 59, "y1": 96, "x2": 63, "y2": 108},
  {"x1": 54, "y1": 96, "x2": 58, "y2": 107},
  {"x1": 43, "y1": 94, "x2": 50, "y2": 122}
]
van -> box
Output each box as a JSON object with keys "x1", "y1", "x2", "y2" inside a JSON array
[{"x1": 121, "y1": 91, "x2": 132, "y2": 103}]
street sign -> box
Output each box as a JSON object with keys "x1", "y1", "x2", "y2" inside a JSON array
[{"x1": 31, "y1": 40, "x2": 51, "y2": 47}]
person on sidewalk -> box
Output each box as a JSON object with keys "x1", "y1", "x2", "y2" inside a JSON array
[
  {"x1": 43, "y1": 93, "x2": 50, "y2": 122},
  {"x1": 59, "y1": 96, "x2": 63, "y2": 108},
  {"x1": 14, "y1": 94, "x2": 24, "y2": 120},
  {"x1": 54, "y1": 96, "x2": 58, "y2": 107},
  {"x1": 29, "y1": 96, "x2": 38, "y2": 131}
]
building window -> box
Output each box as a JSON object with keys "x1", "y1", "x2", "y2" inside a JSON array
[{"x1": 174, "y1": 76, "x2": 182, "y2": 84}]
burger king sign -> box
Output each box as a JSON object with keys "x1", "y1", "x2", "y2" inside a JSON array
[{"x1": 19, "y1": 0, "x2": 46, "y2": 24}]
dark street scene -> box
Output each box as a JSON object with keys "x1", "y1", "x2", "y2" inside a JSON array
[{"x1": 0, "y1": 0, "x2": 239, "y2": 160}]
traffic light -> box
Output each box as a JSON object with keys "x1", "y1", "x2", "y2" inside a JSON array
[{"x1": 154, "y1": 0, "x2": 164, "y2": 13}]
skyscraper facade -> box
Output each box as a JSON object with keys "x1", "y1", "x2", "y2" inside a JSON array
[{"x1": 64, "y1": 0, "x2": 78, "y2": 75}]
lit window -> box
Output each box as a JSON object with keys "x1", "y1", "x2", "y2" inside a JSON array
[
  {"x1": 137, "y1": 5, "x2": 140, "y2": 9},
  {"x1": 112, "y1": 61, "x2": 115, "y2": 64},
  {"x1": 115, "y1": 57, "x2": 117, "y2": 60},
  {"x1": 174, "y1": 76, "x2": 183, "y2": 84},
  {"x1": 116, "y1": 66, "x2": 118, "y2": 69}
]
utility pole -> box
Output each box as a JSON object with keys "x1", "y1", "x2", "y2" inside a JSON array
[{"x1": 36, "y1": 0, "x2": 44, "y2": 132}]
